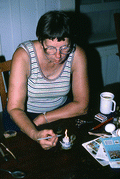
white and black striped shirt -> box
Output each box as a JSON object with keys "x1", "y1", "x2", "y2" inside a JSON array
[{"x1": 19, "y1": 41, "x2": 75, "y2": 113}]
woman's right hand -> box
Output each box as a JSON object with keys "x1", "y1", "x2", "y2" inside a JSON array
[{"x1": 34, "y1": 129, "x2": 58, "y2": 150}]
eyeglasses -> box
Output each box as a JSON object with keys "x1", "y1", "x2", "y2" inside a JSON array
[{"x1": 43, "y1": 44, "x2": 71, "y2": 55}]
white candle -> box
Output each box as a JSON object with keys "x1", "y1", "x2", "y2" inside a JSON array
[{"x1": 63, "y1": 129, "x2": 69, "y2": 143}]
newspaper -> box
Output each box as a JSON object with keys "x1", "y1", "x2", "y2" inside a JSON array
[
  {"x1": 82, "y1": 137, "x2": 109, "y2": 166},
  {"x1": 82, "y1": 136, "x2": 120, "y2": 168}
]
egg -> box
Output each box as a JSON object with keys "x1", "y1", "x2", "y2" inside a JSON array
[
  {"x1": 105, "y1": 123, "x2": 116, "y2": 133},
  {"x1": 116, "y1": 129, "x2": 120, "y2": 136}
]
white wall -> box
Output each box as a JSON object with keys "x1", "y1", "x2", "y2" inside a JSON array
[
  {"x1": 0, "y1": 0, "x2": 120, "y2": 59},
  {"x1": 96, "y1": 44, "x2": 120, "y2": 86},
  {"x1": 59, "y1": 0, "x2": 75, "y2": 10},
  {"x1": 0, "y1": 0, "x2": 74, "y2": 60}
]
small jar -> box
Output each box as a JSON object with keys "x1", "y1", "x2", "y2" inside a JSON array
[{"x1": 114, "y1": 106, "x2": 120, "y2": 128}]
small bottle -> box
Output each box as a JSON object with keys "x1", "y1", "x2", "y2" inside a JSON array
[{"x1": 114, "y1": 106, "x2": 120, "y2": 128}]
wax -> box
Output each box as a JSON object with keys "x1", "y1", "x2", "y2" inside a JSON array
[{"x1": 63, "y1": 136, "x2": 69, "y2": 143}]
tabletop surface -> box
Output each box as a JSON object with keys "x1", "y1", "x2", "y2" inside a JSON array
[{"x1": 0, "y1": 114, "x2": 120, "y2": 179}]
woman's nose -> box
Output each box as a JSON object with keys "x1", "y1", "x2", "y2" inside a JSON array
[{"x1": 55, "y1": 50, "x2": 61, "y2": 58}]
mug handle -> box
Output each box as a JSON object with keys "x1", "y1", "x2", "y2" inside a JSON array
[{"x1": 110, "y1": 100, "x2": 116, "y2": 112}]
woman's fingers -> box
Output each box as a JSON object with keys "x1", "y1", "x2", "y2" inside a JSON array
[
  {"x1": 41, "y1": 136, "x2": 58, "y2": 148},
  {"x1": 38, "y1": 130, "x2": 59, "y2": 149}
]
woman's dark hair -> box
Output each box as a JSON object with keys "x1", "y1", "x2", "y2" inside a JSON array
[{"x1": 36, "y1": 11, "x2": 74, "y2": 44}]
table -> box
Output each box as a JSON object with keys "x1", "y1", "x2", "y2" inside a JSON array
[{"x1": 0, "y1": 115, "x2": 120, "y2": 179}]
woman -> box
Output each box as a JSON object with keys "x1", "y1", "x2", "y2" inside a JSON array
[{"x1": 7, "y1": 11, "x2": 89, "y2": 150}]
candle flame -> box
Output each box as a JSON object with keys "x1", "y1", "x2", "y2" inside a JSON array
[{"x1": 65, "y1": 129, "x2": 68, "y2": 138}]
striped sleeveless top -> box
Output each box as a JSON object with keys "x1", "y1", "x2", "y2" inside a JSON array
[{"x1": 19, "y1": 41, "x2": 75, "y2": 113}]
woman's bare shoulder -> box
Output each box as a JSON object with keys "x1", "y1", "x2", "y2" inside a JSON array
[
  {"x1": 74, "y1": 45, "x2": 86, "y2": 58},
  {"x1": 11, "y1": 46, "x2": 30, "y2": 76},
  {"x1": 72, "y1": 45, "x2": 87, "y2": 70},
  {"x1": 32, "y1": 40, "x2": 43, "y2": 53},
  {"x1": 12, "y1": 45, "x2": 29, "y2": 63}
]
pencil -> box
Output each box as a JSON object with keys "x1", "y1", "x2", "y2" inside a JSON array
[
  {"x1": 0, "y1": 143, "x2": 16, "y2": 160},
  {"x1": 0, "y1": 147, "x2": 6, "y2": 157},
  {"x1": 90, "y1": 117, "x2": 113, "y2": 131},
  {"x1": 37, "y1": 134, "x2": 62, "y2": 141}
]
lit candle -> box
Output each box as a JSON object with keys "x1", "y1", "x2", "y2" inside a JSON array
[{"x1": 63, "y1": 129, "x2": 69, "y2": 143}]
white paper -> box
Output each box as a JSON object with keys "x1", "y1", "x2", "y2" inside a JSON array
[{"x1": 82, "y1": 137, "x2": 109, "y2": 166}]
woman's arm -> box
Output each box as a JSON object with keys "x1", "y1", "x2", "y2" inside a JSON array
[
  {"x1": 7, "y1": 48, "x2": 58, "y2": 149},
  {"x1": 7, "y1": 48, "x2": 38, "y2": 138},
  {"x1": 34, "y1": 46, "x2": 89, "y2": 126}
]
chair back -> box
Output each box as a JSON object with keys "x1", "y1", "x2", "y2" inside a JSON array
[
  {"x1": 114, "y1": 13, "x2": 120, "y2": 57},
  {"x1": 0, "y1": 60, "x2": 12, "y2": 111}
]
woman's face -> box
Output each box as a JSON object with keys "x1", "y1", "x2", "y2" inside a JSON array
[{"x1": 42, "y1": 38, "x2": 71, "y2": 64}]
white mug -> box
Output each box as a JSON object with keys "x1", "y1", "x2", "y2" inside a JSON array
[{"x1": 100, "y1": 92, "x2": 116, "y2": 115}]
